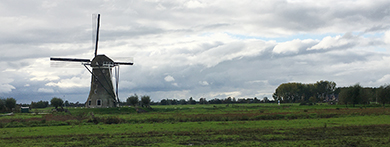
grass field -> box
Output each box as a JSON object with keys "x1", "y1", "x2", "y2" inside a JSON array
[{"x1": 1, "y1": 103, "x2": 390, "y2": 146}]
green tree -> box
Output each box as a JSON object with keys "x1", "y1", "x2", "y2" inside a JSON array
[
  {"x1": 0, "y1": 98, "x2": 5, "y2": 112},
  {"x1": 377, "y1": 85, "x2": 390, "y2": 106},
  {"x1": 188, "y1": 97, "x2": 196, "y2": 105},
  {"x1": 179, "y1": 99, "x2": 187, "y2": 105},
  {"x1": 5, "y1": 98, "x2": 16, "y2": 112},
  {"x1": 50, "y1": 97, "x2": 64, "y2": 109},
  {"x1": 160, "y1": 99, "x2": 168, "y2": 105},
  {"x1": 309, "y1": 96, "x2": 316, "y2": 103},
  {"x1": 127, "y1": 94, "x2": 139, "y2": 107},
  {"x1": 141, "y1": 95, "x2": 151, "y2": 108},
  {"x1": 31, "y1": 100, "x2": 49, "y2": 108},
  {"x1": 199, "y1": 98, "x2": 207, "y2": 104},
  {"x1": 338, "y1": 84, "x2": 366, "y2": 107},
  {"x1": 315, "y1": 80, "x2": 336, "y2": 100},
  {"x1": 64, "y1": 100, "x2": 69, "y2": 107}
]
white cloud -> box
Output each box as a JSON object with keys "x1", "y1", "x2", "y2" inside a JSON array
[
  {"x1": 273, "y1": 39, "x2": 317, "y2": 54},
  {"x1": 37, "y1": 87, "x2": 54, "y2": 93},
  {"x1": 384, "y1": 30, "x2": 390, "y2": 44},
  {"x1": 199, "y1": 81, "x2": 209, "y2": 86},
  {"x1": 0, "y1": 83, "x2": 15, "y2": 93},
  {"x1": 376, "y1": 74, "x2": 390, "y2": 85},
  {"x1": 164, "y1": 75, "x2": 175, "y2": 82},
  {"x1": 309, "y1": 35, "x2": 349, "y2": 50}
]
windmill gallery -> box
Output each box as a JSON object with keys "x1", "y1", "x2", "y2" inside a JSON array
[{"x1": 50, "y1": 14, "x2": 133, "y2": 108}]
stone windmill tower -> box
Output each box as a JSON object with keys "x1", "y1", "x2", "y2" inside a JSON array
[{"x1": 50, "y1": 14, "x2": 133, "y2": 108}]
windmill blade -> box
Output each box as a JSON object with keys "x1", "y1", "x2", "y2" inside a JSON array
[
  {"x1": 50, "y1": 57, "x2": 91, "y2": 62},
  {"x1": 50, "y1": 57, "x2": 90, "y2": 68},
  {"x1": 93, "y1": 14, "x2": 101, "y2": 57},
  {"x1": 114, "y1": 62, "x2": 133, "y2": 65},
  {"x1": 115, "y1": 65, "x2": 120, "y2": 105},
  {"x1": 112, "y1": 57, "x2": 134, "y2": 65}
]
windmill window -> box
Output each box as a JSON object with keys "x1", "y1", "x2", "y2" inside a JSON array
[
  {"x1": 88, "y1": 101, "x2": 91, "y2": 105},
  {"x1": 97, "y1": 100, "x2": 101, "y2": 106}
]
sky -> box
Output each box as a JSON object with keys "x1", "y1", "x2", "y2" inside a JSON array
[{"x1": 1, "y1": 0, "x2": 390, "y2": 104}]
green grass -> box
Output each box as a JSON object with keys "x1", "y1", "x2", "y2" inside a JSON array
[{"x1": 1, "y1": 103, "x2": 390, "y2": 146}]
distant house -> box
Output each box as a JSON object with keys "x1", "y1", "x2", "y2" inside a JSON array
[{"x1": 21, "y1": 107, "x2": 29, "y2": 113}]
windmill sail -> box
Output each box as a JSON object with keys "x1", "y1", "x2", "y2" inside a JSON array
[{"x1": 94, "y1": 14, "x2": 100, "y2": 57}]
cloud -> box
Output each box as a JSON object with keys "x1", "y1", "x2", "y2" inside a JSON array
[
  {"x1": 164, "y1": 75, "x2": 175, "y2": 82},
  {"x1": 37, "y1": 87, "x2": 54, "y2": 93},
  {"x1": 1, "y1": 0, "x2": 390, "y2": 103},
  {"x1": 199, "y1": 81, "x2": 209, "y2": 86},
  {"x1": 0, "y1": 83, "x2": 15, "y2": 93},
  {"x1": 385, "y1": 30, "x2": 390, "y2": 44},
  {"x1": 273, "y1": 39, "x2": 318, "y2": 54},
  {"x1": 46, "y1": 77, "x2": 89, "y2": 88},
  {"x1": 309, "y1": 35, "x2": 353, "y2": 50}
]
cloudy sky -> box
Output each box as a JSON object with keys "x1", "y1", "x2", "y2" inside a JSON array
[{"x1": 1, "y1": 0, "x2": 390, "y2": 104}]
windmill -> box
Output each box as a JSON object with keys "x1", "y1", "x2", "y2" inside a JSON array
[{"x1": 50, "y1": 14, "x2": 133, "y2": 108}]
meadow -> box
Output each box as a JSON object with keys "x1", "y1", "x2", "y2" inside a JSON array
[{"x1": 1, "y1": 103, "x2": 390, "y2": 146}]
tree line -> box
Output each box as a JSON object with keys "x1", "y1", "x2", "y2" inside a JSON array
[
  {"x1": 150, "y1": 96, "x2": 272, "y2": 105},
  {"x1": 338, "y1": 84, "x2": 390, "y2": 107},
  {"x1": 273, "y1": 80, "x2": 390, "y2": 106}
]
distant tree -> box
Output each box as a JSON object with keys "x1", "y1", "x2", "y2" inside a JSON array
[
  {"x1": 377, "y1": 85, "x2": 390, "y2": 106},
  {"x1": 127, "y1": 94, "x2": 139, "y2": 107},
  {"x1": 31, "y1": 100, "x2": 49, "y2": 108},
  {"x1": 179, "y1": 99, "x2": 187, "y2": 105},
  {"x1": 208, "y1": 98, "x2": 222, "y2": 104},
  {"x1": 50, "y1": 97, "x2": 64, "y2": 109},
  {"x1": 0, "y1": 98, "x2": 5, "y2": 112},
  {"x1": 262, "y1": 97, "x2": 269, "y2": 103},
  {"x1": 64, "y1": 100, "x2": 69, "y2": 107},
  {"x1": 141, "y1": 95, "x2": 151, "y2": 108},
  {"x1": 160, "y1": 99, "x2": 168, "y2": 105},
  {"x1": 188, "y1": 97, "x2": 196, "y2": 105},
  {"x1": 338, "y1": 84, "x2": 367, "y2": 107},
  {"x1": 350, "y1": 84, "x2": 362, "y2": 107},
  {"x1": 171, "y1": 99, "x2": 178, "y2": 105},
  {"x1": 309, "y1": 96, "x2": 316, "y2": 103},
  {"x1": 199, "y1": 98, "x2": 207, "y2": 104},
  {"x1": 315, "y1": 80, "x2": 336, "y2": 101},
  {"x1": 338, "y1": 87, "x2": 352, "y2": 107},
  {"x1": 225, "y1": 97, "x2": 232, "y2": 104},
  {"x1": 5, "y1": 98, "x2": 16, "y2": 111}
]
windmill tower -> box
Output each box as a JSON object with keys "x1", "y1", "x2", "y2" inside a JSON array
[{"x1": 50, "y1": 14, "x2": 133, "y2": 108}]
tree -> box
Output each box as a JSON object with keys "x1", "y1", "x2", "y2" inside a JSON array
[
  {"x1": 0, "y1": 98, "x2": 5, "y2": 112},
  {"x1": 199, "y1": 98, "x2": 207, "y2": 104},
  {"x1": 50, "y1": 97, "x2": 64, "y2": 109},
  {"x1": 64, "y1": 100, "x2": 69, "y2": 107},
  {"x1": 338, "y1": 87, "x2": 352, "y2": 107},
  {"x1": 188, "y1": 97, "x2": 196, "y2": 105},
  {"x1": 179, "y1": 99, "x2": 187, "y2": 105},
  {"x1": 5, "y1": 98, "x2": 16, "y2": 111},
  {"x1": 338, "y1": 84, "x2": 366, "y2": 107},
  {"x1": 315, "y1": 80, "x2": 336, "y2": 101},
  {"x1": 309, "y1": 96, "x2": 316, "y2": 103},
  {"x1": 160, "y1": 99, "x2": 168, "y2": 105},
  {"x1": 141, "y1": 95, "x2": 151, "y2": 108},
  {"x1": 127, "y1": 94, "x2": 139, "y2": 107},
  {"x1": 31, "y1": 100, "x2": 49, "y2": 108},
  {"x1": 377, "y1": 85, "x2": 390, "y2": 106},
  {"x1": 262, "y1": 97, "x2": 269, "y2": 103},
  {"x1": 351, "y1": 84, "x2": 361, "y2": 107}
]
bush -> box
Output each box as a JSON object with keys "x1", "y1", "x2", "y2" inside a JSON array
[{"x1": 88, "y1": 116, "x2": 125, "y2": 124}]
